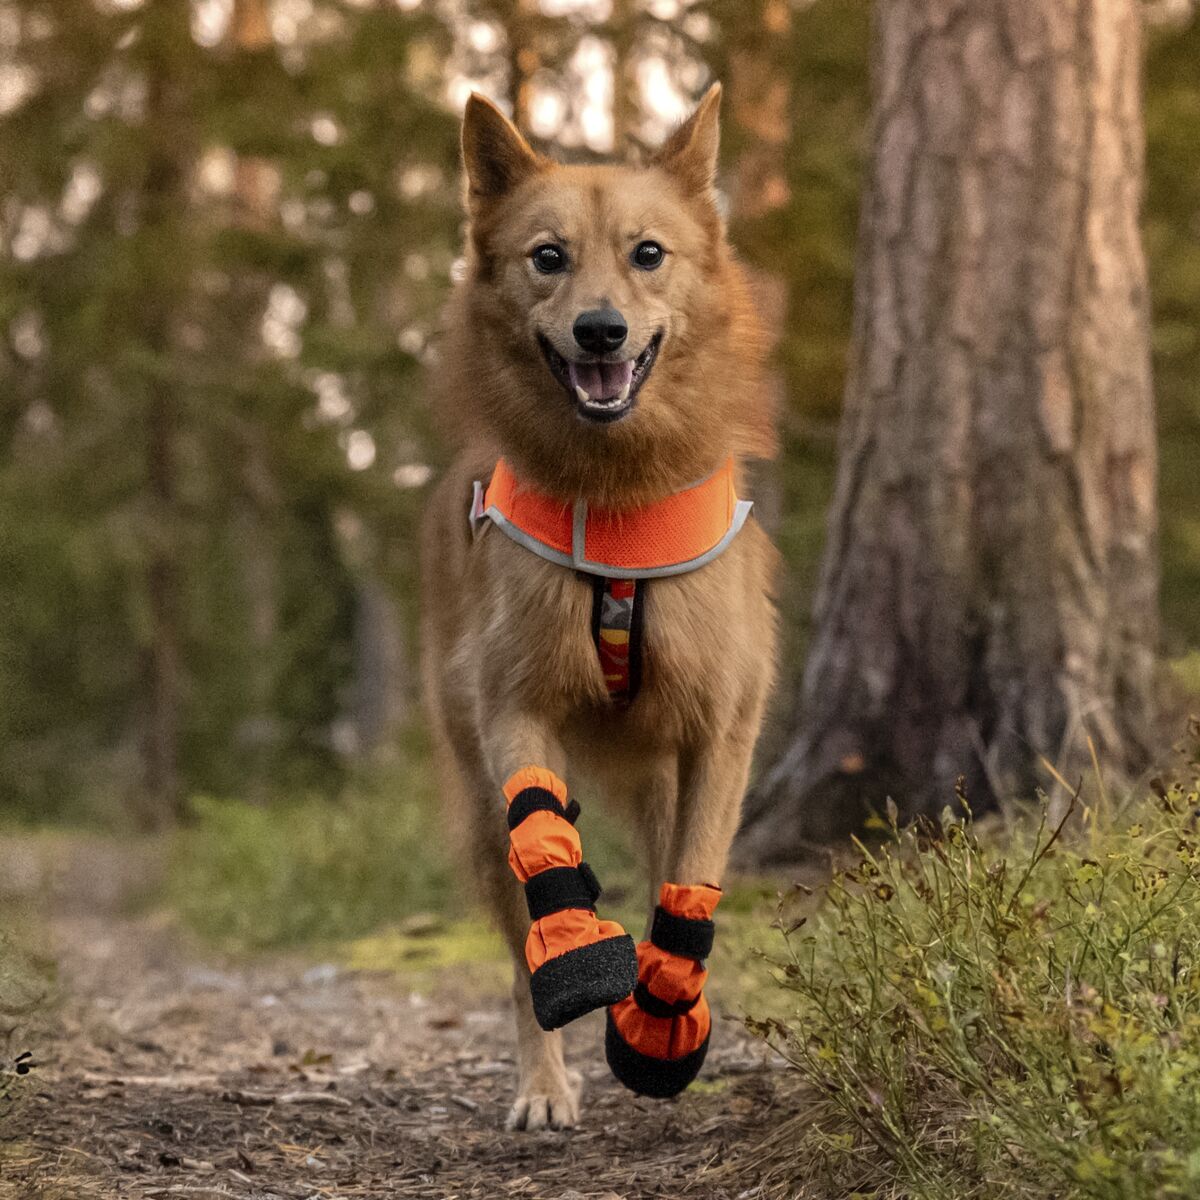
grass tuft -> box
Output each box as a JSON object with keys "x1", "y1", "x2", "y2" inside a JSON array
[
  {"x1": 0, "y1": 921, "x2": 49, "y2": 1123},
  {"x1": 168, "y1": 757, "x2": 453, "y2": 950},
  {"x1": 746, "y1": 731, "x2": 1200, "y2": 1199}
]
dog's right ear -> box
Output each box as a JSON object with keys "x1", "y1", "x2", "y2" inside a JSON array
[{"x1": 462, "y1": 93, "x2": 543, "y2": 207}]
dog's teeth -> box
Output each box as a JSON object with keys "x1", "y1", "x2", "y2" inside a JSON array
[
  {"x1": 617, "y1": 382, "x2": 631, "y2": 403},
  {"x1": 575, "y1": 385, "x2": 589, "y2": 404}
]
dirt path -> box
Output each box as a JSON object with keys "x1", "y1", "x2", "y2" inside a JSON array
[{"x1": 2, "y1": 840, "x2": 785, "y2": 1199}]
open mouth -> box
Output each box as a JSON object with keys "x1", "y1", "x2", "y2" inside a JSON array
[{"x1": 538, "y1": 333, "x2": 663, "y2": 424}]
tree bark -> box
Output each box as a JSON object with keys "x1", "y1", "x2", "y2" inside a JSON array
[
  {"x1": 507, "y1": 0, "x2": 540, "y2": 135},
  {"x1": 609, "y1": 0, "x2": 639, "y2": 154},
  {"x1": 740, "y1": 0, "x2": 1158, "y2": 857},
  {"x1": 725, "y1": 0, "x2": 792, "y2": 534},
  {"x1": 230, "y1": 0, "x2": 282, "y2": 803},
  {"x1": 137, "y1": 10, "x2": 195, "y2": 827}
]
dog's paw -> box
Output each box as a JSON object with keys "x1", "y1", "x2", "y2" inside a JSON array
[{"x1": 505, "y1": 1066, "x2": 582, "y2": 1132}]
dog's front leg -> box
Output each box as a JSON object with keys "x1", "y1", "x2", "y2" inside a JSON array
[
  {"x1": 482, "y1": 715, "x2": 578, "y2": 1131},
  {"x1": 482, "y1": 711, "x2": 637, "y2": 1130},
  {"x1": 607, "y1": 716, "x2": 760, "y2": 1098}
]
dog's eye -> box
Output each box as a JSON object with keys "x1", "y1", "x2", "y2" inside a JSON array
[
  {"x1": 531, "y1": 244, "x2": 568, "y2": 274},
  {"x1": 631, "y1": 241, "x2": 665, "y2": 270}
]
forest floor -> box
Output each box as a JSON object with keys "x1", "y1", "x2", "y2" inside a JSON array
[{"x1": 0, "y1": 836, "x2": 790, "y2": 1200}]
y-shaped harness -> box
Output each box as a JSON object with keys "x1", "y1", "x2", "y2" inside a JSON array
[
  {"x1": 471, "y1": 460, "x2": 750, "y2": 1094},
  {"x1": 471, "y1": 456, "x2": 753, "y2": 703}
]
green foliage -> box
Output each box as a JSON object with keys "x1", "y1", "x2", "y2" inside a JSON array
[
  {"x1": 344, "y1": 919, "x2": 510, "y2": 995},
  {"x1": 168, "y1": 757, "x2": 452, "y2": 949},
  {"x1": 749, "y1": 741, "x2": 1200, "y2": 1199},
  {"x1": 0, "y1": 0, "x2": 460, "y2": 820},
  {"x1": 2, "y1": 0, "x2": 1199, "y2": 834}
]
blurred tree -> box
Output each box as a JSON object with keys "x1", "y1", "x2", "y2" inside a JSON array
[
  {"x1": 136, "y1": 4, "x2": 195, "y2": 824},
  {"x1": 507, "y1": 0, "x2": 541, "y2": 134},
  {"x1": 0, "y1": 0, "x2": 459, "y2": 823},
  {"x1": 609, "y1": 0, "x2": 639, "y2": 150},
  {"x1": 710, "y1": 0, "x2": 793, "y2": 534},
  {"x1": 1145, "y1": 6, "x2": 1200, "y2": 655},
  {"x1": 700, "y1": 0, "x2": 869, "y2": 710},
  {"x1": 742, "y1": 0, "x2": 1159, "y2": 853}
]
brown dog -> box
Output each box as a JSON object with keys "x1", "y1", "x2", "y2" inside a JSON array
[{"x1": 420, "y1": 84, "x2": 778, "y2": 1130}]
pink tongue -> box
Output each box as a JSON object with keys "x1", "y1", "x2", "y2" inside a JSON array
[{"x1": 568, "y1": 358, "x2": 634, "y2": 401}]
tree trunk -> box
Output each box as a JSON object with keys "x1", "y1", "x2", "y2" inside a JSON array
[
  {"x1": 507, "y1": 0, "x2": 540, "y2": 134},
  {"x1": 740, "y1": 0, "x2": 1158, "y2": 857},
  {"x1": 725, "y1": 0, "x2": 792, "y2": 535},
  {"x1": 230, "y1": 0, "x2": 282, "y2": 803},
  {"x1": 143, "y1": 372, "x2": 183, "y2": 827},
  {"x1": 351, "y1": 579, "x2": 408, "y2": 757},
  {"x1": 608, "y1": 0, "x2": 641, "y2": 155},
  {"x1": 137, "y1": 9, "x2": 195, "y2": 827}
]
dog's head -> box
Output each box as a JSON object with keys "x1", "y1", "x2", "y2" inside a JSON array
[{"x1": 446, "y1": 85, "x2": 773, "y2": 499}]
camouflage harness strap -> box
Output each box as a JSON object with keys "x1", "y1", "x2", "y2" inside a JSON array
[{"x1": 589, "y1": 576, "x2": 645, "y2": 705}]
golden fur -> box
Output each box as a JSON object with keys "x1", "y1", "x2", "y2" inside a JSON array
[{"x1": 419, "y1": 85, "x2": 779, "y2": 1131}]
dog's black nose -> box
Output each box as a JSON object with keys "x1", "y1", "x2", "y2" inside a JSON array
[{"x1": 573, "y1": 308, "x2": 628, "y2": 355}]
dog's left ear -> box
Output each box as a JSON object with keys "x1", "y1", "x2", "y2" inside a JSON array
[{"x1": 653, "y1": 83, "x2": 722, "y2": 197}]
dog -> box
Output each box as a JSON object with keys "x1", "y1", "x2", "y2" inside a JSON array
[{"x1": 419, "y1": 83, "x2": 778, "y2": 1131}]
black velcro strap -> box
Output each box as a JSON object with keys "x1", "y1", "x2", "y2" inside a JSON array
[
  {"x1": 506, "y1": 787, "x2": 580, "y2": 831},
  {"x1": 524, "y1": 862, "x2": 602, "y2": 922},
  {"x1": 633, "y1": 981, "x2": 700, "y2": 1019},
  {"x1": 650, "y1": 906, "x2": 715, "y2": 961},
  {"x1": 577, "y1": 860, "x2": 601, "y2": 902}
]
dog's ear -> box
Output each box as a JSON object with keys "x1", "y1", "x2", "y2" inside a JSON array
[
  {"x1": 653, "y1": 82, "x2": 722, "y2": 196},
  {"x1": 462, "y1": 93, "x2": 543, "y2": 206}
]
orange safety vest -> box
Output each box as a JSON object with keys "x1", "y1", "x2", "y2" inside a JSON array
[
  {"x1": 470, "y1": 458, "x2": 752, "y2": 704},
  {"x1": 470, "y1": 457, "x2": 752, "y2": 580}
]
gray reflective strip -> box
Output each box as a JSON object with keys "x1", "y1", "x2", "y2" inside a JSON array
[
  {"x1": 573, "y1": 499, "x2": 754, "y2": 578},
  {"x1": 469, "y1": 480, "x2": 486, "y2": 536},
  {"x1": 472, "y1": 491, "x2": 754, "y2": 580},
  {"x1": 573, "y1": 499, "x2": 589, "y2": 562},
  {"x1": 480, "y1": 504, "x2": 578, "y2": 570}
]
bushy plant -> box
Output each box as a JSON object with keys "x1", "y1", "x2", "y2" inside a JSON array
[{"x1": 748, "y1": 733, "x2": 1200, "y2": 1199}]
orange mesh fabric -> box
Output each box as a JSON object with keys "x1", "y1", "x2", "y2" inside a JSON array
[
  {"x1": 583, "y1": 466, "x2": 736, "y2": 569},
  {"x1": 484, "y1": 462, "x2": 573, "y2": 555},
  {"x1": 483, "y1": 458, "x2": 741, "y2": 571}
]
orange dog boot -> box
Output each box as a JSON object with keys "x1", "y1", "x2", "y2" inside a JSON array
[
  {"x1": 505, "y1": 767, "x2": 638, "y2": 1031},
  {"x1": 605, "y1": 882, "x2": 719, "y2": 1097}
]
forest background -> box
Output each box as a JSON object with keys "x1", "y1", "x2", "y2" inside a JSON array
[{"x1": 1, "y1": 0, "x2": 1197, "y2": 883}]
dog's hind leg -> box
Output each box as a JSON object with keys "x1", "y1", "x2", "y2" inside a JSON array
[{"x1": 635, "y1": 753, "x2": 681, "y2": 919}]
